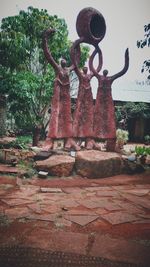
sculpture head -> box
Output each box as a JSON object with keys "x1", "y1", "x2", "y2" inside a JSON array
[
  {"x1": 76, "y1": 7, "x2": 106, "y2": 46},
  {"x1": 103, "y1": 69, "x2": 108, "y2": 76},
  {"x1": 61, "y1": 59, "x2": 67, "y2": 68},
  {"x1": 83, "y1": 66, "x2": 88, "y2": 74}
]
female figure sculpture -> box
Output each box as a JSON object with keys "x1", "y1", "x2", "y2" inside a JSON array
[
  {"x1": 71, "y1": 40, "x2": 103, "y2": 149},
  {"x1": 42, "y1": 29, "x2": 80, "y2": 150},
  {"x1": 91, "y1": 47, "x2": 129, "y2": 151}
]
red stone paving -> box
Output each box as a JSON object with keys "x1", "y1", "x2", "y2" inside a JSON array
[
  {"x1": 100, "y1": 211, "x2": 140, "y2": 225},
  {"x1": 64, "y1": 214, "x2": 100, "y2": 226},
  {"x1": 0, "y1": 169, "x2": 150, "y2": 266}
]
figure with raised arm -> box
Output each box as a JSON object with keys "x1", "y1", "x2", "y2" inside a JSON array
[
  {"x1": 42, "y1": 29, "x2": 80, "y2": 150},
  {"x1": 90, "y1": 47, "x2": 129, "y2": 151},
  {"x1": 71, "y1": 40, "x2": 103, "y2": 149}
]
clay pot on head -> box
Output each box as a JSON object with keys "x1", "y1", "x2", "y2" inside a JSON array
[{"x1": 76, "y1": 7, "x2": 106, "y2": 46}]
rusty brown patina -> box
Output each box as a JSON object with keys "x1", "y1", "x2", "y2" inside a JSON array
[{"x1": 76, "y1": 7, "x2": 106, "y2": 46}]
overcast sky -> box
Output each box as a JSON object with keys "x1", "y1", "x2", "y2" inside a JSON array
[{"x1": 0, "y1": 0, "x2": 150, "y2": 101}]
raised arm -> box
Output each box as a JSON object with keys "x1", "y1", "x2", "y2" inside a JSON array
[
  {"x1": 42, "y1": 28, "x2": 59, "y2": 72},
  {"x1": 89, "y1": 45, "x2": 103, "y2": 76},
  {"x1": 111, "y1": 48, "x2": 129, "y2": 81},
  {"x1": 70, "y1": 38, "x2": 84, "y2": 77}
]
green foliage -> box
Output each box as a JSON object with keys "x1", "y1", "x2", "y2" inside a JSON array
[
  {"x1": 135, "y1": 145, "x2": 150, "y2": 156},
  {"x1": 9, "y1": 135, "x2": 32, "y2": 149},
  {"x1": 124, "y1": 102, "x2": 150, "y2": 119},
  {"x1": 137, "y1": 23, "x2": 150, "y2": 79},
  {"x1": 0, "y1": 6, "x2": 89, "y2": 138},
  {"x1": 115, "y1": 102, "x2": 150, "y2": 124},
  {"x1": 0, "y1": 6, "x2": 69, "y2": 71}
]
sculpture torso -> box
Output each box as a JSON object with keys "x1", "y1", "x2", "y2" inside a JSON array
[{"x1": 55, "y1": 67, "x2": 70, "y2": 87}]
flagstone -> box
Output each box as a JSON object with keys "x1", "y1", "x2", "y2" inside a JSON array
[
  {"x1": 94, "y1": 207, "x2": 108, "y2": 215},
  {"x1": 1, "y1": 198, "x2": 34, "y2": 207},
  {"x1": 101, "y1": 211, "x2": 140, "y2": 225},
  {"x1": 59, "y1": 199, "x2": 79, "y2": 208},
  {"x1": 112, "y1": 185, "x2": 135, "y2": 190},
  {"x1": 5, "y1": 207, "x2": 30, "y2": 219},
  {"x1": 77, "y1": 199, "x2": 104, "y2": 209},
  {"x1": 27, "y1": 203, "x2": 42, "y2": 214},
  {"x1": 121, "y1": 189, "x2": 149, "y2": 196},
  {"x1": 135, "y1": 184, "x2": 150, "y2": 189},
  {"x1": 54, "y1": 217, "x2": 72, "y2": 228},
  {"x1": 20, "y1": 185, "x2": 40, "y2": 195},
  {"x1": 117, "y1": 202, "x2": 144, "y2": 214},
  {"x1": 64, "y1": 214, "x2": 99, "y2": 226},
  {"x1": 121, "y1": 193, "x2": 150, "y2": 210},
  {"x1": 27, "y1": 213, "x2": 56, "y2": 222},
  {"x1": 104, "y1": 203, "x2": 122, "y2": 211},
  {"x1": 40, "y1": 204, "x2": 61, "y2": 214},
  {"x1": 34, "y1": 192, "x2": 64, "y2": 202}
]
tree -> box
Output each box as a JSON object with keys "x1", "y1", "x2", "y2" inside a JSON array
[
  {"x1": 0, "y1": 66, "x2": 11, "y2": 136},
  {"x1": 137, "y1": 23, "x2": 150, "y2": 79},
  {"x1": 115, "y1": 102, "x2": 150, "y2": 141},
  {"x1": 0, "y1": 6, "x2": 89, "y2": 144}
]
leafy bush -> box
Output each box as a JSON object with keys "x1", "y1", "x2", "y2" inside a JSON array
[
  {"x1": 116, "y1": 129, "x2": 129, "y2": 144},
  {"x1": 135, "y1": 146, "x2": 150, "y2": 156},
  {"x1": 10, "y1": 135, "x2": 32, "y2": 149}
]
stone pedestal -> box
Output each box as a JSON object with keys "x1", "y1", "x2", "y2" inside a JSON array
[
  {"x1": 35, "y1": 155, "x2": 75, "y2": 177},
  {"x1": 75, "y1": 150, "x2": 122, "y2": 178}
]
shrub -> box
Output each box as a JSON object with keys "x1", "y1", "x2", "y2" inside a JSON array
[{"x1": 116, "y1": 129, "x2": 129, "y2": 147}]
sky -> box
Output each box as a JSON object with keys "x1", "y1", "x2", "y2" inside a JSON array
[{"x1": 0, "y1": 0, "x2": 150, "y2": 102}]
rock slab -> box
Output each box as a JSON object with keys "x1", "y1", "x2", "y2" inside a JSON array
[
  {"x1": 35, "y1": 155, "x2": 75, "y2": 177},
  {"x1": 75, "y1": 150, "x2": 122, "y2": 178}
]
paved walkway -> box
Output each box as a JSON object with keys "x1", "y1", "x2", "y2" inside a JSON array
[{"x1": 0, "y1": 169, "x2": 150, "y2": 266}]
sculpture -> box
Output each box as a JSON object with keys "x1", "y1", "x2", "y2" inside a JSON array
[
  {"x1": 71, "y1": 40, "x2": 102, "y2": 149},
  {"x1": 91, "y1": 47, "x2": 129, "y2": 151},
  {"x1": 42, "y1": 29, "x2": 80, "y2": 150},
  {"x1": 42, "y1": 7, "x2": 129, "y2": 152}
]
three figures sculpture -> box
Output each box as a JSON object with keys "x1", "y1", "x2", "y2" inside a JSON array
[{"x1": 42, "y1": 7, "x2": 129, "y2": 151}]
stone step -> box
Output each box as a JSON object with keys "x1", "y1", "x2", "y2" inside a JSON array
[{"x1": 0, "y1": 164, "x2": 25, "y2": 176}]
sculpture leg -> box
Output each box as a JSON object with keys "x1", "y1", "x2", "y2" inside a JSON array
[
  {"x1": 42, "y1": 138, "x2": 54, "y2": 151},
  {"x1": 85, "y1": 138, "x2": 94, "y2": 150},
  {"x1": 65, "y1": 138, "x2": 81, "y2": 151},
  {"x1": 86, "y1": 138, "x2": 101, "y2": 150},
  {"x1": 93, "y1": 140, "x2": 101, "y2": 150},
  {"x1": 106, "y1": 138, "x2": 116, "y2": 152}
]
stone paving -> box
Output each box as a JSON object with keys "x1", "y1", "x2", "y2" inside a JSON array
[{"x1": 0, "y1": 170, "x2": 150, "y2": 266}]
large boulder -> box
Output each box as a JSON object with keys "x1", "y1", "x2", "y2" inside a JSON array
[
  {"x1": 35, "y1": 155, "x2": 75, "y2": 177},
  {"x1": 75, "y1": 150, "x2": 122, "y2": 178}
]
